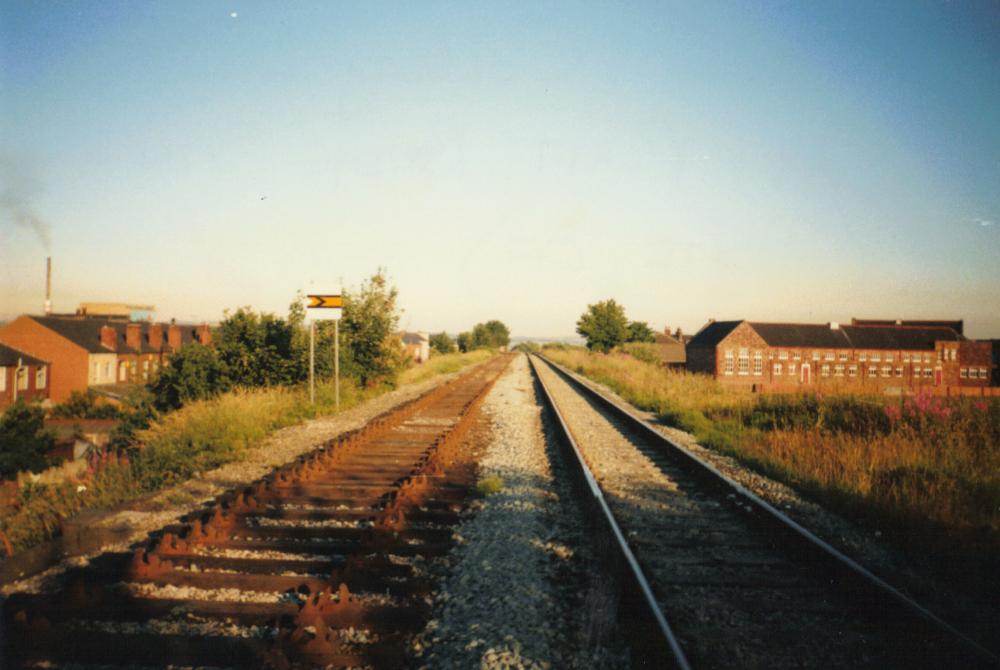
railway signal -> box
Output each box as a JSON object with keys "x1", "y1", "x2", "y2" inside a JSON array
[{"x1": 304, "y1": 292, "x2": 342, "y2": 409}]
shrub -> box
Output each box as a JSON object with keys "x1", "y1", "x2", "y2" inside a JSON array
[
  {"x1": 151, "y1": 343, "x2": 231, "y2": 411},
  {"x1": 50, "y1": 390, "x2": 121, "y2": 420},
  {"x1": 474, "y1": 475, "x2": 504, "y2": 497},
  {"x1": 0, "y1": 401, "x2": 54, "y2": 480}
]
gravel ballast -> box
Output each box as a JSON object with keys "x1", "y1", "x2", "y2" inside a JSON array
[{"x1": 413, "y1": 354, "x2": 628, "y2": 669}]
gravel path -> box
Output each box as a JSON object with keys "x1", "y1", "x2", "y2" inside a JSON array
[
  {"x1": 533, "y1": 356, "x2": 893, "y2": 669},
  {"x1": 1, "y1": 368, "x2": 472, "y2": 596},
  {"x1": 413, "y1": 354, "x2": 628, "y2": 669}
]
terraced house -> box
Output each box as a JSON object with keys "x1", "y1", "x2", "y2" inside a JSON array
[
  {"x1": 0, "y1": 315, "x2": 212, "y2": 402},
  {"x1": 686, "y1": 318, "x2": 994, "y2": 394}
]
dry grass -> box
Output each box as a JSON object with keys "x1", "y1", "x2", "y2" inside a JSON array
[
  {"x1": 398, "y1": 350, "x2": 495, "y2": 386},
  {"x1": 544, "y1": 346, "x2": 1000, "y2": 585}
]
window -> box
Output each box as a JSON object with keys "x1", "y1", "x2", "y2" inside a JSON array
[
  {"x1": 834, "y1": 364, "x2": 844, "y2": 377},
  {"x1": 104, "y1": 362, "x2": 111, "y2": 380},
  {"x1": 738, "y1": 349, "x2": 750, "y2": 376},
  {"x1": 788, "y1": 363, "x2": 797, "y2": 376},
  {"x1": 753, "y1": 352, "x2": 763, "y2": 376},
  {"x1": 882, "y1": 365, "x2": 892, "y2": 377},
  {"x1": 860, "y1": 352, "x2": 867, "y2": 362},
  {"x1": 980, "y1": 368, "x2": 988, "y2": 379},
  {"x1": 825, "y1": 352, "x2": 835, "y2": 361},
  {"x1": 812, "y1": 351, "x2": 820, "y2": 361},
  {"x1": 821, "y1": 364, "x2": 831, "y2": 377},
  {"x1": 895, "y1": 367, "x2": 903, "y2": 377},
  {"x1": 923, "y1": 354, "x2": 931, "y2": 363},
  {"x1": 950, "y1": 349, "x2": 957, "y2": 361},
  {"x1": 16, "y1": 367, "x2": 28, "y2": 390},
  {"x1": 119, "y1": 361, "x2": 128, "y2": 382},
  {"x1": 871, "y1": 353, "x2": 881, "y2": 362},
  {"x1": 792, "y1": 351, "x2": 801, "y2": 360},
  {"x1": 773, "y1": 363, "x2": 782, "y2": 376},
  {"x1": 0, "y1": 368, "x2": 6, "y2": 392},
  {"x1": 92, "y1": 362, "x2": 98, "y2": 380},
  {"x1": 902, "y1": 354, "x2": 910, "y2": 363},
  {"x1": 868, "y1": 366, "x2": 878, "y2": 377},
  {"x1": 885, "y1": 354, "x2": 894, "y2": 363},
  {"x1": 848, "y1": 365, "x2": 858, "y2": 377},
  {"x1": 923, "y1": 368, "x2": 933, "y2": 378},
  {"x1": 35, "y1": 367, "x2": 46, "y2": 389},
  {"x1": 838, "y1": 352, "x2": 848, "y2": 362},
  {"x1": 779, "y1": 350, "x2": 788, "y2": 361},
  {"x1": 960, "y1": 368, "x2": 969, "y2": 378},
  {"x1": 724, "y1": 350, "x2": 734, "y2": 375}
]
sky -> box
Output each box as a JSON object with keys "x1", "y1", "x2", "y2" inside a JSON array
[{"x1": 1, "y1": 1, "x2": 998, "y2": 338}]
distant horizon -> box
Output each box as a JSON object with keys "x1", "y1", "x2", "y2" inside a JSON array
[{"x1": 2, "y1": 3, "x2": 998, "y2": 337}]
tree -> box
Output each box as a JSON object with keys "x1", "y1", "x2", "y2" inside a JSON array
[
  {"x1": 456, "y1": 331, "x2": 474, "y2": 353},
  {"x1": 576, "y1": 299, "x2": 629, "y2": 353},
  {"x1": 338, "y1": 270, "x2": 408, "y2": 386},
  {"x1": 472, "y1": 320, "x2": 511, "y2": 349},
  {"x1": 430, "y1": 332, "x2": 456, "y2": 354},
  {"x1": 215, "y1": 308, "x2": 297, "y2": 387},
  {"x1": 151, "y1": 343, "x2": 231, "y2": 411},
  {"x1": 110, "y1": 388, "x2": 160, "y2": 448},
  {"x1": 0, "y1": 401, "x2": 53, "y2": 480},
  {"x1": 626, "y1": 321, "x2": 656, "y2": 343},
  {"x1": 50, "y1": 390, "x2": 121, "y2": 420}
]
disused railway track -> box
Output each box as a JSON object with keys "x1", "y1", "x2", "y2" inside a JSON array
[
  {"x1": 2, "y1": 354, "x2": 512, "y2": 669},
  {"x1": 529, "y1": 354, "x2": 998, "y2": 669}
]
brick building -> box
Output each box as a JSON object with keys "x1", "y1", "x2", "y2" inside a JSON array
[
  {"x1": 0, "y1": 343, "x2": 50, "y2": 409},
  {"x1": 653, "y1": 327, "x2": 688, "y2": 366},
  {"x1": 0, "y1": 315, "x2": 212, "y2": 403},
  {"x1": 686, "y1": 319, "x2": 993, "y2": 393}
]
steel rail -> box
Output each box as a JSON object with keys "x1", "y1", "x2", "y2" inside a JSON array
[
  {"x1": 527, "y1": 354, "x2": 692, "y2": 670},
  {"x1": 537, "y1": 353, "x2": 999, "y2": 669}
]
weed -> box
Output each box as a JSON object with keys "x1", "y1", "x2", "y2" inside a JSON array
[{"x1": 474, "y1": 476, "x2": 505, "y2": 497}]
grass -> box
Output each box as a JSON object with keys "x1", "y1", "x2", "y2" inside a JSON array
[
  {"x1": 1, "y1": 355, "x2": 493, "y2": 554},
  {"x1": 543, "y1": 346, "x2": 1000, "y2": 588},
  {"x1": 474, "y1": 475, "x2": 505, "y2": 497}
]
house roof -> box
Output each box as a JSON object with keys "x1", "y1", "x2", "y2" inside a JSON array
[
  {"x1": 851, "y1": 318, "x2": 963, "y2": 336},
  {"x1": 400, "y1": 332, "x2": 428, "y2": 345},
  {"x1": 28, "y1": 315, "x2": 202, "y2": 355},
  {"x1": 749, "y1": 322, "x2": 852, "y2": 348},
  {"x1": 748, "y1": 321, "x2": 962, "y2": 351},
  {"x1": 0, "y1": 343, "x2": 47, "y2": 367},
  {"x1": 686, "y1": 321, "x2": 743, "y2": 348}
]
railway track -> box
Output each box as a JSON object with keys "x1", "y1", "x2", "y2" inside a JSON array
[
  {"x1": 529, "y1": 354, "x2": 998, "y2": 669},
  {"x1": 2, "y1": 354, "x2": 512, "y2": 669}
]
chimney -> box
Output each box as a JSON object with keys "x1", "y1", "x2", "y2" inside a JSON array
[
  {"x1": 829, "y1": 321, "x2": 840, "y2": 330},
  {"x1": 100, "y1": 325, "x2": 117, "y2": 350},
  {"x1": 126, "y1": 323, "x2": 142, "y2": 350},
  {"x1": 148, "y1": 323, "x2": 163, "y2": 350},
  {"x1": 167, "y1": 324, "x2": 182, "y2": 351},
  {"x1": 195, "y1": 324, "x2": 212, "y2": 346},
  {"x1": 675, "y1": 327, "x2": 683, "y2": 339},
  {"x1": 44, "y1": 257, "x2": 52, "y2": 314}
]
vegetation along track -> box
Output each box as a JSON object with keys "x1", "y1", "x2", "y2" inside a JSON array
[
  {"x1": 529, "y1": 354, "x2": 998, "y2": 669},
  {"x1": 1, "y1": 354, "x2": 513, "y2": 669}
]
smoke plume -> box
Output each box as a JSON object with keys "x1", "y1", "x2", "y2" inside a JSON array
[{"x1": 1, "y1": 159, "x2": 52, "y2": 252}]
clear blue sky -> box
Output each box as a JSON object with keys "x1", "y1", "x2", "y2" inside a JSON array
[{"x1": 2, "y1": 2, "x2": 998, "y2": 337}]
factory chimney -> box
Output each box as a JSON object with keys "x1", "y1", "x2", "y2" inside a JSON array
[{"x1": 44, "y1": 256, "x2": 52, "y2": 315}]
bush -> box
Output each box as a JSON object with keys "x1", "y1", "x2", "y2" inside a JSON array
[
  {"x1": 338, "y1": 271, "x2": 408, "y2": 387},
  {"x1": 50, "y1": 390, "x2": 121, "y2": 420},
  {"x1": 0, "y1": 401, "x2": 54, "y2": 480},
  {"x1": 151, "y1": 343, "x2": 231, "y2": 411},
  {"x1": 430, "y1": 332, "x2": 456, "y2": 354}
]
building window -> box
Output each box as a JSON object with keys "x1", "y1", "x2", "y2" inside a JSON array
[
  {"x1": 960, "y1": 368, "x2": 969, "y2": 378},
  {"x1": 738, "y1": 349, "x2": 749, "y2": 376},
  {"x1": 923, "y1": 368, "x2": 933, "y2": 378},
  {"x1": 821, "y1": 364, "x2": 831, "y2": 377},
  {"x1": 886, "y1": 354, "x2": 894, "y2": 363},
  {"x1": 0, "y1": 368, "x2": 6, "y2": 392},
  {"x1": 859, "y1": 352, "x2": 867, "y2": 362},
  {"x1": 773, "y1": 363, "x2": 782, "y2": 376},
  {"x1": 724, "y1": 350, "x2": 734, "y2": 375},
  {"x1": 35, "y1": 367, "x2": 46, "y2": 389},
  {"x1": 119, "y1": 361, "x2": 128, "y2": 382},
  {"x1": 812, "y1": 351, "x2": 820, "y2": 361},
  {"x1": 779, "y1": 350, "x2": 788, "y2": 361},
  {"x1": 868, "y1": 366, "x2": 878, "y2": 377},
  {"x1": 980, "y1": 368, "x2": 988, "y2": 379},
  {"x1": 16, "y1": 367, "x2": 28, "y2": 390},
  {"x1": 788, "y1": 363, "x2": 797, "y2": 376},
  {"x1": 923, "y1": 354, "x2": 931, "y2": 363},
  {"x1": 902, "y1": 354, "x2": 910, "y2": 363},
  {"x1": 871, "y1": 353, "x2": 881, "y2": 362},
  {"x1": 753, "y1": 352, "x2": 763, "y2": 376},
  {"x1": 838, "y1": 353, "x2": 848, "y2": 362},
  {"x1": 950, "y1": 349, "x2": 957, "y2": 361},
  {"x1": 792, "y1": 351, "x2": 801, "y2": 360},
  {"x1": 104, "y1": 362, "x2": 111, "y2": 380},
  {"x1": 824, "y1": 352, "x2": 835, "y2": 361},
  {"x1": 848, "y1": 365, "x2": 858, "y2": 377},
  {"x1": 895, "y1": 367, "x2": 903, "y2": 377},
  {"x1": 834, "y1": 364, "x2": 845, "y2": 377},
  {"x1": 882, "y1": 365, "x2": 892, "y2": 377}
]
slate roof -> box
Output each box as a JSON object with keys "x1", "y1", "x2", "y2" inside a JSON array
[
  {"x1": 0, "y1": 343, "x2": 47, "y2": 367},
  {"x1": 400, "y1": 332, "x2": 428, "y2": 345},
  {"x1": 748, "y1": 322, "x2": 962, "y2": 351},
  {"x1": 28, "y1": 316, "x2": 201, "y2": 354},
  {"x1": 749, "y1": 323, "x2": 851, "y2": 348},
  {"x1": 686, "y1": 321, "x2": 743, "y2": 349}
]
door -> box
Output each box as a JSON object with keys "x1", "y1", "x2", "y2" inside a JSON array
[
  {"x1": 801, "y1": 363, "x2": 811, "y2": 384},
  {"x1": 934, "y1": 368, "x2": 943, "y2": 386}
]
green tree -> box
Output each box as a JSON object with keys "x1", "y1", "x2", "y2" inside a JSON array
[
  {"x1": 456, "y1": 331, "x2": 474, "y2": 353},
  {"x1": 626, "y1": 321, "x2": 656, "y2": 343},
  {"x1": 338, "y1": 270, "x2": 407, "y2": 386},
  {"x1": 430, "y1": 332, "x2": 456, "y2": 354},
  {"x1": 0, "y1": 401, "x2": 54, "y2": 480},
  {"x1": 110, "y1": 388, "x2": 160, "y2": 448},
  {"x1": 50, "y1": 390, "x2": 122, "y2": 420},
  {"x1": 151, "y1": 343, "x2": 231, "y2": 411},
  {"x1": 215, "y1": 308, "x2": 297, "y2": 387},
  {"x1": 472, "y1": 320, "x2": 511, "y2": 349},
  {"x1": 576, "y1": 299, "x2": 629, "y2": 353}
]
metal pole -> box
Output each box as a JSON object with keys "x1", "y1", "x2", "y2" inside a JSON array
[
  {"x1": 334, "y1": 319, "x2": 340, "y2": 411},
  {"x1": 309, "y1": 321, "x2": 315, "y2": 405}
]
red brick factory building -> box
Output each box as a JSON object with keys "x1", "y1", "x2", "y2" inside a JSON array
[{"x1": 686, "y1": 318, "x2": 994, "y2": 394}]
